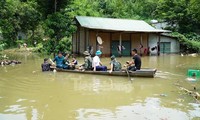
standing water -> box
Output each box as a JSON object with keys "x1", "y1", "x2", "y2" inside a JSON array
[{"x1": 0, "y1": 53, "x2": 200, "y2": 120}]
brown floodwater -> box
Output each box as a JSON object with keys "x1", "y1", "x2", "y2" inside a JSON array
[{"x1": 0, "y1": 53, "x2": 200, "y2": 120}]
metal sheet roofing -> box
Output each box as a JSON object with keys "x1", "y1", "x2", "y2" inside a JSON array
[{"x1": 75, "y1": 16, "x2": 170, "y2": 33}]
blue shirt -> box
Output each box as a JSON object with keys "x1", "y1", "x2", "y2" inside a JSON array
[{"x1": 53, "y1": 56, "x2": 64, "y2": 66}]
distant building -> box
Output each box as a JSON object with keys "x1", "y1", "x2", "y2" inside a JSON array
[
  {"x1": 72, "y1": 16, "x2": 179, "y2": 57},
  {"x1": 149, "y1": 33, "x2": 180, "y2": 54}
]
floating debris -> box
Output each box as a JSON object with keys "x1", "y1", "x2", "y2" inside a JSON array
[
  {"x1": 0, "y1": 60, "x2": 21, "y2": 66},
  {"x1": 160, "y1": 94, "x2": 168, "y2": 97}
]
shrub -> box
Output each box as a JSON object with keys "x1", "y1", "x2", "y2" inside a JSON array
[{"x1": 171, "y1": 32, "x2": 200, "y2": 53}]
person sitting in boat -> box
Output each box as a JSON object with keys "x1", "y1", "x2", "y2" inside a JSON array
[
  {"x1": 70, "y1": 56, "x2": 78, "y2": 70},
  {"x1": 79, "y1": 51, "x2": 93, "y2": 71},
  {"x1": 126, "y1": 49, "x2": 141, "y2": 71},
  {"x1": 92, "y1": 50, "x2": 107, "y2": 71},
  {"x1": 63, "y1": 53, "x2": 70, "y2": 69},
  {"x1": 41, "y1": 58, "x2": 51, "y2": 71},
  {"x1": 53, "y1": 51, "x2": 65, "y2": 69},
  {"x1": 109, "y1": 55, "x2": 122, "y2": 73}
]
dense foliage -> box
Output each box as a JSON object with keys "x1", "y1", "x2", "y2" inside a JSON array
[{"x1": 0, "y1": 0, "x2": 200, "y2": 54}]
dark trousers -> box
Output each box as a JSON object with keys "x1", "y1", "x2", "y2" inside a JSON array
[
  {"x1": 96, "y1": 66, "x2": 107, "y2": 71},
  {"x1": 128, "y1": 66, "x2": 137, "y2": 71}
]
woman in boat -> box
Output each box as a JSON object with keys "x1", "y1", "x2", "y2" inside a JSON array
[
  {"x1": 80, "y1": 51, "x2": 93, "y2": 71},
  {"x1": 92, "y1": 50, "x2": 107, "y2": 71},
  {"x1": 109, "y1": 55, "x2": 122, "y2": 73},
  {"x1": 127, "y1": 49, "x2": 141, "y2": 71}
]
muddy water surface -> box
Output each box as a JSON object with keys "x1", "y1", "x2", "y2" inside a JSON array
[{"x1": 0, "y1": 53, "x2": 200, "y2": 120}]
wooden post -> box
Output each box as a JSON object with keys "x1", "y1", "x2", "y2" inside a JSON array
[
  {"x1": 130, "y1": 33, "x2": 132, "y2": 56},
  {"x1": 119, "y1": 33, "x2": 122, "y2": 57},
  {"x1": 110, "y1": 33, "x2": 112, "y2": 56},
  {"x1": 140, "y1": 33, "x2": 143, "y2": 56},
  {"x1": 157, "y1": 33, "x2": 161, "y2": 56}
]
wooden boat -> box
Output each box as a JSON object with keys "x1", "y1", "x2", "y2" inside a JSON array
[{"x1": 55, "y1": 68, "x2": 157, "y2": 78}]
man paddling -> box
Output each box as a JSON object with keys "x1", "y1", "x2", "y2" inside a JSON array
[{"x1": 127, "y1": 49, "x2": 141, "y2": 71}]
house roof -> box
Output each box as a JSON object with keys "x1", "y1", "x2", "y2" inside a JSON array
[{"x1": 75, "y1": 16, "x2": 170, "y2": 33}]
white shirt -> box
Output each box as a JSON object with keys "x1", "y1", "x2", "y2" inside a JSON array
[{"x1": 92, "y1": 56, "x2": 100, "y2": 67}]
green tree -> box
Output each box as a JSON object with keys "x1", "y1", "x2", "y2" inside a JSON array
[
  {"x1": 155, "y1": 0, "x2": 200, "y2": 33},
  {"x1": 0, "y1": 0, "x2": 41, "y2": 46},
  {"x1": 44, "y1": 11, "x2": 72, "y2": 55},
  {"x1": 19, "y1": 1, "x2": 41, "y2": 43},
  {"x1": 0, "y1": 0, "x2": 21, "y2": 46}
]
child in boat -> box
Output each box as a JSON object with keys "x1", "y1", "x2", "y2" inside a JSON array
[
  {"x1": 109, "y1": 55, "x2": 122, "y2": 73},
  {"x1": 41, "y1": 58, "x2": 51, "y2": 71},
  {"x1": 71, "y1": 56, "x2": 78, "y2": 69}
]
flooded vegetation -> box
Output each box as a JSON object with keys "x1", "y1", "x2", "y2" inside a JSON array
[{"x1": 0, "y1": 53, "x2": 200, "y2": 120}]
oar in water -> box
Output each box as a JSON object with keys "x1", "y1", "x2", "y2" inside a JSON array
[{"x1": 124, "y1": 66, "x2": 132, "y2": 81}]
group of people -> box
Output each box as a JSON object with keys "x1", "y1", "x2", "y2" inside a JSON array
[
  {"x1": 41, "y1": 48, "x2": 142, "y2": 73},
  {"x1": 41, "y1": 52, "x2": 78, "y2": 71}
]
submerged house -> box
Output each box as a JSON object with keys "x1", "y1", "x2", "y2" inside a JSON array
[{"x1": 72, "y1": 16, "x2": 179, "y2": 57}]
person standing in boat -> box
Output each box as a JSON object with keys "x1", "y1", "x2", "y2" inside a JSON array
[
  {"x1": 127, "y1": 49, "x2": 141, "y2": 71},
  {"x1": 92, "y1": 50, "x2": 107, "y2": 71},
  {"x1": 109, "y1": 55, "x2": 122, "y2": 73}
]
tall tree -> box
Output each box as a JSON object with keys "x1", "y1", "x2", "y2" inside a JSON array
[
  {"x1": 155, "y1": 0, "x2": 199, "y2": 33},
  {"x1": 0, "y1": 0, "x2": 21, "y2": 46},
  {"x1": 19, "y1": 1, "x2": 41, "y2": 43}
]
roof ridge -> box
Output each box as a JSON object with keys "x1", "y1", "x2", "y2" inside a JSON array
[{"x1": 76, "y1": 16, "x2": 144, "y2": 22}]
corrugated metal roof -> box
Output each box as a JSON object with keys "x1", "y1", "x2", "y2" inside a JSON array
[{"x1": 75, "y1": 16, "x2": 170, "y2": 33}]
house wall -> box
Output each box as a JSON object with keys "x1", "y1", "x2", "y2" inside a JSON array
[
  {"x1": 73, "y1": 27, "x2": 178, "y2": 56},
  {"x1": 131, "y1": 33, "x2": 148, "y2": 55},
  {"x1": 98, "y1": 32, "x2": 110, "y2": 57},
  {"x1": 79, "y1": 27, "x2": 86, "y2": 54},
  {"x1": 72, "y1": 33, "x2": 76, "y2": 53},
  {"x1": 149, "y1": 34, "x2": 180, "y2": 54}
]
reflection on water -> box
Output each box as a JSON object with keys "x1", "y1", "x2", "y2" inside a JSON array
[
  {"x1": 0, "y1": 53, "x2": 200, "y2": 120},
  {"x1": 76, "y1": 97, "x2": 191, "y2": 120},
  {"x1": 74, "y1": 77, "x2": 133, "y2": 93}
]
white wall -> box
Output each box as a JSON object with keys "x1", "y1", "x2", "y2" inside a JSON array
[{"x1": 149, "y1": 34, "x2": 180, "y2": 54}]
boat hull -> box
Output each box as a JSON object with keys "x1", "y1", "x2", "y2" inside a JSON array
[{"x1": 55, "y1": 68, "x2": 157, "y2": 78}]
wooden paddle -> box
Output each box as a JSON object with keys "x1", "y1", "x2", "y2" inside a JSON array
[{"x1": 124, "y1": 67, "x2": 132, "y2": 81}]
